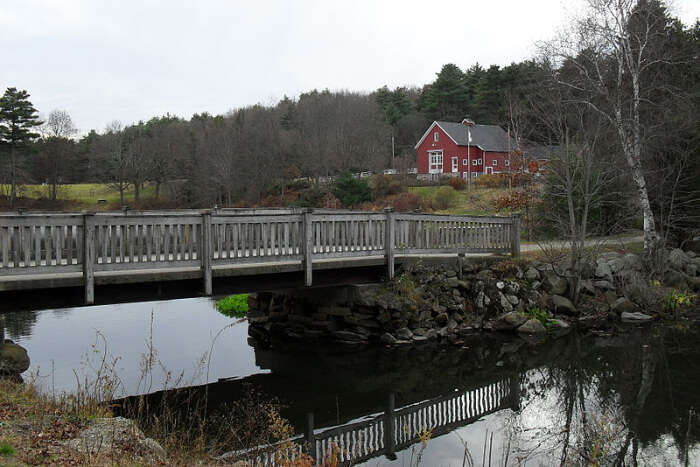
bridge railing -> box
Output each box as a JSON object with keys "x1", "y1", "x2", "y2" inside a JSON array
[{"x1": 0, "y1": 209, "x2": 520, "y2": 304}]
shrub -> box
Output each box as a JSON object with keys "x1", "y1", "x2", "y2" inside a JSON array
[
  {"x1": 449, "y1": 177, "x2": 467, "y2": 191},
  {"x1": 521, "y1": 307, "x2": 554, "y2": 327},
  {"x1": 388, "y1": 192, "x2": 422, "y2": 212},
  {"x1": 371, "y1": 174, "x2": 405, "y2": 197},
  {"x1": 663, "y1": 290, "x2": 696, "y2": 316},
  {"x1": 0, "y1": 443, "x2": 14, "y2": 457},
  {"x1": 333, "y1": 172, "x2": 374, "y2": 207},
  {"x1": 476, "y1": 174, "x2": 509, "y2": 188},
  {"x1": 432, "y1": 186, "x2": 458, "y2": 210},
  {"x1": 288, "y1": 185, "x2": 329, "y2": 208},
  {"x1": 215, "y1": 294, "x2": 249, "y2": 318}
]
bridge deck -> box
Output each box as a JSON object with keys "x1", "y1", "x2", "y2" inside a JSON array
[{"x1": 0, "y1": 253, "x2": 500, "y2": 292}]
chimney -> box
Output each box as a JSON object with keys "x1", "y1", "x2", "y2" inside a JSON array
[{"x1": 461, "y1": 118, "x2": 474, "y2": 126}]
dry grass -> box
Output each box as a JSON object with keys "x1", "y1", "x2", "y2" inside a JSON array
[
  {"x1": 0, "y1": 323, "x2": 324, "y2": 466},
  {"x1": 408, "y1": 186, "x2": 515, "y2": 215}
]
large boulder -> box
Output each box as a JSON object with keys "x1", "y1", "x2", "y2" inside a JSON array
[
  {"x1": 494, "y1": 311, "x2": 527, "y2": 331},
  {"x1": 665, "y1": 269, "x2": 689, "y2": 289},
  {"x1": 499, "y1": 292, "x2": 513, "y2": 312},
  {"x1": 611, "y1": 297, "x2": 637, "y2": 314},
  {"x1": 518, "y1": 319, "x2": 547, "y2": 335},
  {"x1": 595, "y1": 261, "x2": 613, "y2": 281},
  {"x1": 64, "y1": 417, "x2": 166, "y2": 461},
  {"x1": 622, "y1": 253, "x2": 643, "y2": 272},
  {"x1": 525, "y1": 267, "x2": 540, "y2": 281},
  {"x1": 380, "y1": 332, "x2": 398, "y2": 345},
  {"x1": 544, "y1": 272, "x2": 568, "y2": 295},
  {"x1": 331, "y1": 331, "x2": 368, "y2": 343},
  {"x1": 669, "y1": 248, "x2": 691, "y2": 272},
  {"x1": 395, "y1": 327, "x2": 413, "y2": 340},
  {"x1": 551, "y1": 295, "x2": 577, "y2": 314},
  {"x1": 621, "y1": 311, "x2": 653, "y2": 323},
  {"x1": 0, "y1": 341, "x2": 30, "y2": 375}
]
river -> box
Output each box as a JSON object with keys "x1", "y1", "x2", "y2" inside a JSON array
[{"x1": 2, "y1": 297, "x2": 699, "y2": 465}]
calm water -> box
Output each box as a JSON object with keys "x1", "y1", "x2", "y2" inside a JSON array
[{"x1": 2, "y1": 298, "x2": 699, "y2": 466}]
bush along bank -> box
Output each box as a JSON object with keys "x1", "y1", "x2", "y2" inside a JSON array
[{"x1": 247, "y1": 248, "x2": 699, "y2": 347}]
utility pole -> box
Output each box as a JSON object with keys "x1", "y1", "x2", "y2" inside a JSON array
[{"x1": 467, "y1": 127, "x2": 472, "y2": 191}]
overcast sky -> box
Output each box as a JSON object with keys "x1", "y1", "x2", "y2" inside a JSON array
[{"x1": 1, "y1": 0, "x2": 698, "y2": 134}]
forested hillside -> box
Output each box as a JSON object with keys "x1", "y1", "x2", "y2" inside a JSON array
[{"x1": 0, "y1": 1, "x2": 697, "y2": 242}]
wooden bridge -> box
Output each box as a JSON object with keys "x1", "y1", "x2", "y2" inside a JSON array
[
  {"x1": 226, "y1": 376, "x2": 519, "y2": 465},
  {"x1": 0, "y1": 208, "x2": 520, "y2": 304}
]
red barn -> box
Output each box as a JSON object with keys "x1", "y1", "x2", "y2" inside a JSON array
[{"x1": 414, "y1": 119, "x2": 518, "y2": 179}]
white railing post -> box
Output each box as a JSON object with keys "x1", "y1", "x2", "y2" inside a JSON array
[
  {"x1": 303, "y1": 209, "x2": 313, "y2": 286},
  {"x1": 201, "y1": 209, "x2": 213, "y2": 295},
  {"x1": 82, "y1": 211, "x2": 95, "y2": 305},
  {"x1": 384, "y1": 208, "x2": 395, "y2": 279},
  {"x1": 510, "y1": 213, "x2": 521, "y2": 258}
]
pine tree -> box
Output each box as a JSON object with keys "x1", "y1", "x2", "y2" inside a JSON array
[{"x1": 0, "y1": 87, "x2": 42, "y2": 207}]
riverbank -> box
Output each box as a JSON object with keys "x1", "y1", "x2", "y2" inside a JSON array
[
  {"x1": 0, "y1": 378, "x2": 166, "y2": 465},
  {"x1": 247, "y1": 246, "x2": 700, "y2": 347}
]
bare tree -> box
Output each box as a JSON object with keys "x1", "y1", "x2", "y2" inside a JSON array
[
  {"x1": 100, "y1": 120, "x2": 131, "y2": 206},
  {"x1": 38, "y1": 109, "x2": 77, "y2": 200},
  {"x1": 542, "y1": 0, "x2": 674, "y2": 251}
]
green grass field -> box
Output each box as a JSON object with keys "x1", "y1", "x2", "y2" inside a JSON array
[
  {"x1": 7, "y1": 183, "x2": 156, "y2": 207},
  {"x1": 408, "y1": 186, "x2": 514, "y2": 215}
]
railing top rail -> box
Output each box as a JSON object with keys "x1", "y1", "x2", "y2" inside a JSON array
[
  {"x1": 395, "y1": 212, "x2": 515, "y2": 222},
  {"x1": 211, "y1": 214, "x2": 303, "y2": 223}
]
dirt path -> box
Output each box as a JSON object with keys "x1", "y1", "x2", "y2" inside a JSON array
[{"x1": 521, "y1": 233, "x2": 644, "y2": 253}]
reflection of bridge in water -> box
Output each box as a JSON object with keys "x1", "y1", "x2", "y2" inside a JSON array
[{"x1": 241, "y1": 376, "x2": 519, "y2": 466}]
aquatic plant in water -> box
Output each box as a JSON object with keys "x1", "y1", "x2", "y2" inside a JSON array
[{"x1": 215, "y1": 294, "x2": 249, "y2": 318}]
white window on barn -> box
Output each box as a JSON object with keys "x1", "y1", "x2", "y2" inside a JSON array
[
  {"x1": 492, "y1": 160, "x2": 498, "y2": 166},
  {"x1": 472, "y1": 159, "x2": 478, "y2": 166},
  {"x1": 428, "y1": 150, "x2": 443, "y2": 174},
  {"x1": 505, "y1": 160, "x2": 510, "y2": 166},
  {"x1": 433, "y1": 132, "x2": 439, "y2": 142},
  {"x1": 462, "y1": 159, "x2": 468, "y2": 165},
  {"x1": 472, "y1": 173, "x2": 478, "y2": 178}
]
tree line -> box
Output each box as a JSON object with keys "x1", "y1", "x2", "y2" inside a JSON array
[{"x1": 0, "y1": 0, "x2": 697, "y2": 247}]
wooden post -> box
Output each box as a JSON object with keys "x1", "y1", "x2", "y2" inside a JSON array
[
  {"x1": 510, "y1": 374, "x2": 520, "y2": 411},
  {"x1": 384, "y1": 208, "x2": 395, "y2": 280},
  {"x1": 384, "y1": 393, "x2": 397, "y2": 460},
  {"x1": 305, "y1": 412, "x2": 317, "y2": 461},
  {"x1": 201, "y1": 210, "x2": 213, "y2": 295},
  {"x1": 510, "y1": 214, "x2": 521, "y2": 258},
  {"x1": 82, "y1": 212, "x2": 95, "y2": 305},
  {"x1": 303, "y1": 209, "x2": 313, "y2": 286}
]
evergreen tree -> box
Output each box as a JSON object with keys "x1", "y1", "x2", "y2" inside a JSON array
[
  {"x1": 0, "y1": 87, "x2": 42, "y2": 207},
  {"x1": 418, "y1": 64, "x2": 468, "y2": 121}
]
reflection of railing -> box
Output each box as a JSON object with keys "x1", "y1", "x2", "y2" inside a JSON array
[{"x1": 235, "y1": 376, "x2": 519, "y2": 466}]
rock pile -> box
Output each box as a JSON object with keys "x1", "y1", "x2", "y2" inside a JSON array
[
  {"x1": 247, "y1": 247, "x2": 699, "y2": 347},
  {"x1": 249, "y1": 258, "x2": 564, "y2": 345}
]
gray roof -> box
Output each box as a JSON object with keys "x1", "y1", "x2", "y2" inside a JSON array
[{"x1": 436, "y1": 121, "x2": 516, "y2": 152}]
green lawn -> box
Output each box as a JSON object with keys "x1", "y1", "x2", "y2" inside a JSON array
[
  {"x1": 9, "y1": 183, "x2": 156, "y2": 206},
  {"x1": 408, "y1": 186, "x2": 515, "y2": 216}
]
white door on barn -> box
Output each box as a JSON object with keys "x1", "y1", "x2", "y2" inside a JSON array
[
  {"x1": 428, "y1": 150, "x2": 443, "y2": 174},
  {"x1": 451, "y1": 157, "x2": 458, "y2": 173}
]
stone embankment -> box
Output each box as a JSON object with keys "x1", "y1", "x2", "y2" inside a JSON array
[{"x1": 248, "y1": 247, "x2": 700, "y2": 346}]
